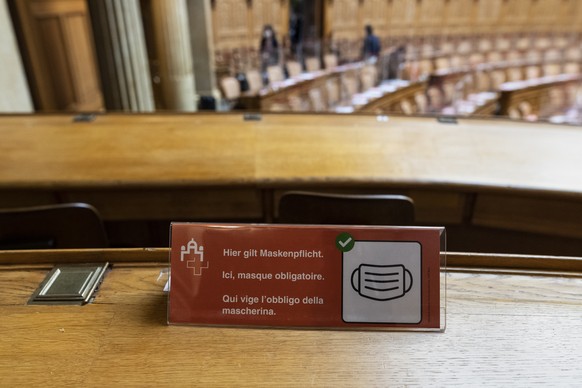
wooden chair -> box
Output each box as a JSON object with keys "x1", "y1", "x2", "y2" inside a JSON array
[
  {"x1": 506, "y1": 68, "x2": 523, "y2": 82},
  {"x1": 278, "y1": 192, "x2": 415, "y2": 226},
  {"x1": 487, "y1": 51, "x2": 503, "y2": 63},
  {"x1": 286, "y1": 61, "x2": 303, "y2": 78},
  {"x1": 0, "y1": 203, "x2": 108, "y2": 250},
  {"x1": 495, "y1": 37, "x2": 511, "y2": 51},
  {"x1": 323, "y1": 54, "x2": 338, "y2": 69},
  {"x1": 435, "y1": 57, "x2": 450, "y2": 71},
  {"x1": 220, "y1": 76, "x2": 241, "y2": 100},
  {"x1": 525, "y1": 66, "x2": 541, "y2": 80},
  {"x1": 468, "y1": 53, "x2": 485, "y2": 66},
  {"x1": 419, "y1": 59, "x2": 433, "y2": 77},
  {"x1": 543, "y1": 64, "x2": 561, "y2": 77},
  {"x1": 564, "y1": 63, "x2": 580, "y2": 74},
  {"x1": 478, "y1": 38, "x2": 492, "y2": 52},
  {"x1": 440, "y1": 41, "x2": 454, "y2": 55},
  {"x1": 457, "y1": 40, "x2": 472, "y2": 55},
  {"x1": 450, "y1": 55, "x2": 465, "y2": 68},
  {"x1": 526, "y1": 49, "x2": 542, "y2": 61},
  {"x1": 245, "y1": 70, "x2": 263, "y2": 94},
  {"x1": 566, "y1": 47, "x2": 581, "y2": 61},
  {"x1": 490, "y1": 70, "x2": 506, "y2": 89},
  {"x1": 475, "y1": 71, "x2": 491, "y2": 91},
  {"x1": 267, "y1": 65, "x2": 285, "y2": 83},
  {"x1": 305, "y1": 57, "x2": 321, "y2": 72},
  {"x1": 516, "y1": 37, "x2": 530, "y2": 50}
]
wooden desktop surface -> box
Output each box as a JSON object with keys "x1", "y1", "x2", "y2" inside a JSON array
[
  {"x1": 2, "y1": 113, "x2": 582, "y2": 253},
  {"x1": 0, "y1": 248, "x2": 580, "y2": 386},
  {"x1": 1, "y1": 113, "x2": 582, "y2": 193}
]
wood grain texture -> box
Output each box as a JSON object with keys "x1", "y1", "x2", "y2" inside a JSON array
[
  {"x1": 0, "y1": 258, "x2": 580, "y2": 386},
  {"x1": 13, "y1": 0, "x2": 103, "y2": 111},
  {"x1": 1, "y1": 113, "x2": 582, "y2": 195},
  {"x1": 2, "y1": 113, "x2": 582, "y2": 250}
]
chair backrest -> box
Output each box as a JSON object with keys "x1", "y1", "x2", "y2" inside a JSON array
[
  {"x1": 468, "y1": 53, "x2": 484, "y2": 66},
  {"x1": 564, "y1": 62, "x2": 580, "y2": 74},
  {"x1": 487, "y1": 51, "x2": 503, "y2": 63},
  {"x1": 323, "y1": 54, "x2": 338, "y2": 69},
  {"x1": 506, "y1": 68, "x2": 523, "y2": 82},
  {"x1": 0, "y1": 203, "x2": 108, "y2": 250},
  {"x1": 435, "y1": 57, "x2": 450, "y2": 70},
  {"x1": 286, "y1": 61, "x2": 302, "y2": 78},
  {"x1": 525, "y1": 65, "x2": 541, "y2": 79},
  {"x1": 419, "y1": 59, "x2": 433, "y2": 76},
  {"x1": 267, "y1": 65, "x2": 285, "y2": 83},
  {"x1": 490, "y1": 70, "x2": 506, "y2": 89},
  {"x1": 220, "y1": 76, "x2": 241, "y2": 99},
  {"x1": 543, "y1": 63, "x2": 561, "y2": 76},
  {"x1": 278, "y1": 192, "x2": 415, "y2": 226},
  {"x1": 305, "y1": 57, "x2": 321, "y2": 72},
  {"x1": 245, "y1": 70, "x2": 263, "y2": 94}
]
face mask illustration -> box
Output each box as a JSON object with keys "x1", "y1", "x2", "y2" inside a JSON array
[{"x1": 351, "y1": 264, "x2": 413, "y2": 301}]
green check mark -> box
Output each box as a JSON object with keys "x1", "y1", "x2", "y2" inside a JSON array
[{"x1": 336, "y1": 232, "x2": 355, "y2": 252}]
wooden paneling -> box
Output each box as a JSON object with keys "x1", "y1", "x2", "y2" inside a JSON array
[
  {"x1": 327, "y1": 0, "x2": 360, "y2": 40},
  {"x1": 211, "y1": 0, "x2": 289, "y2": 52},
  {"x1": 414, "y1": 0, "x2": 445, "y2": 36},
  {"x1": 473, "y1": 194, "x2": 582, "y2": 239},
  {"x1": 475, "y1": 0, "x2": 502, "y2": 34},
  {"x1": 322, "y1": 0, "x2": 582, "y2": 48},
  {"x1": 210, "y1": 0, "x2": 582, "y2": 76},
  {"x1": 251, "y1": 0, "x2": 288, "y2": 43},
  {"x1": 61, "y1": 188, "x2": 263, "y2": 221},
  {"x1": 212, "y1": 0, "x2": 249, "y2": 50},
  {"x1": 390, "y1": 0, "x2": 416, "y2": 36},
  {"x1": 13, "y1": 0, "x2": 103, "y2": 111}
]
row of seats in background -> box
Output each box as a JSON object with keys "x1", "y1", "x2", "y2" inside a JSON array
[
  {"x1": 217, "y1": 33, "x2": 582, "y2": 123},
  {"x1": 219, "y1": 53, "x2": 383, "y2": 113}
]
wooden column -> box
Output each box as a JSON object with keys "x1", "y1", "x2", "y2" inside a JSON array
[
  {"x1": 186, "y1": 0, "x2": 220, "y2": 104},
  {"x1": 151, "y1": 0, "x2": 197, "y2": 111},
  {"x1": 0, "y1": 0, "x2": 33, "y2": 112},
  {"x1": 89, "y1": 0, "x2": 155, "y2": 112}
]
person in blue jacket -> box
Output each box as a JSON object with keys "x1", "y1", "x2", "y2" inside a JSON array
[{"x1": 362, "y1": 25, "x2": 381, "y2": 61}]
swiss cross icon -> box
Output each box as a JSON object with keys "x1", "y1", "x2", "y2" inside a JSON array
[{"x1": 180, "y1": 238, "x2": 208, "y2": 276}]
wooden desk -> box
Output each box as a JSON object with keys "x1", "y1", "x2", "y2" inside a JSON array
[
  {"x1": 357, "y1": 80, "x2": 427, "y2": 114},
  {"x1": 497, "y1": 74, "x2": 582, "y2": 118},
  {"x1": 427, "y1": 59, "x2": 560, "y2": 116},
  {"x1": 2, "y1": 113, "x2": 582, "y2": 254},
  {"x1": 0, "y1": 249, "x2": 580, "y2": 386}
]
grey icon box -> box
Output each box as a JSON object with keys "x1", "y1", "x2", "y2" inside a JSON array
[{"x1": 342, "y1": 241, "x2": 421, "y2": 324}]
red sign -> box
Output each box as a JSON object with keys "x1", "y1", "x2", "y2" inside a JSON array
[{"x1": 169, "y1": 224, "x2": 443, "y2": 330}]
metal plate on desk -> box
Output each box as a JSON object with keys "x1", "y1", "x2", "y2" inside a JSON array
[{"x1": 28, "y1": 263, "x2": 109, "y2": 305}]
